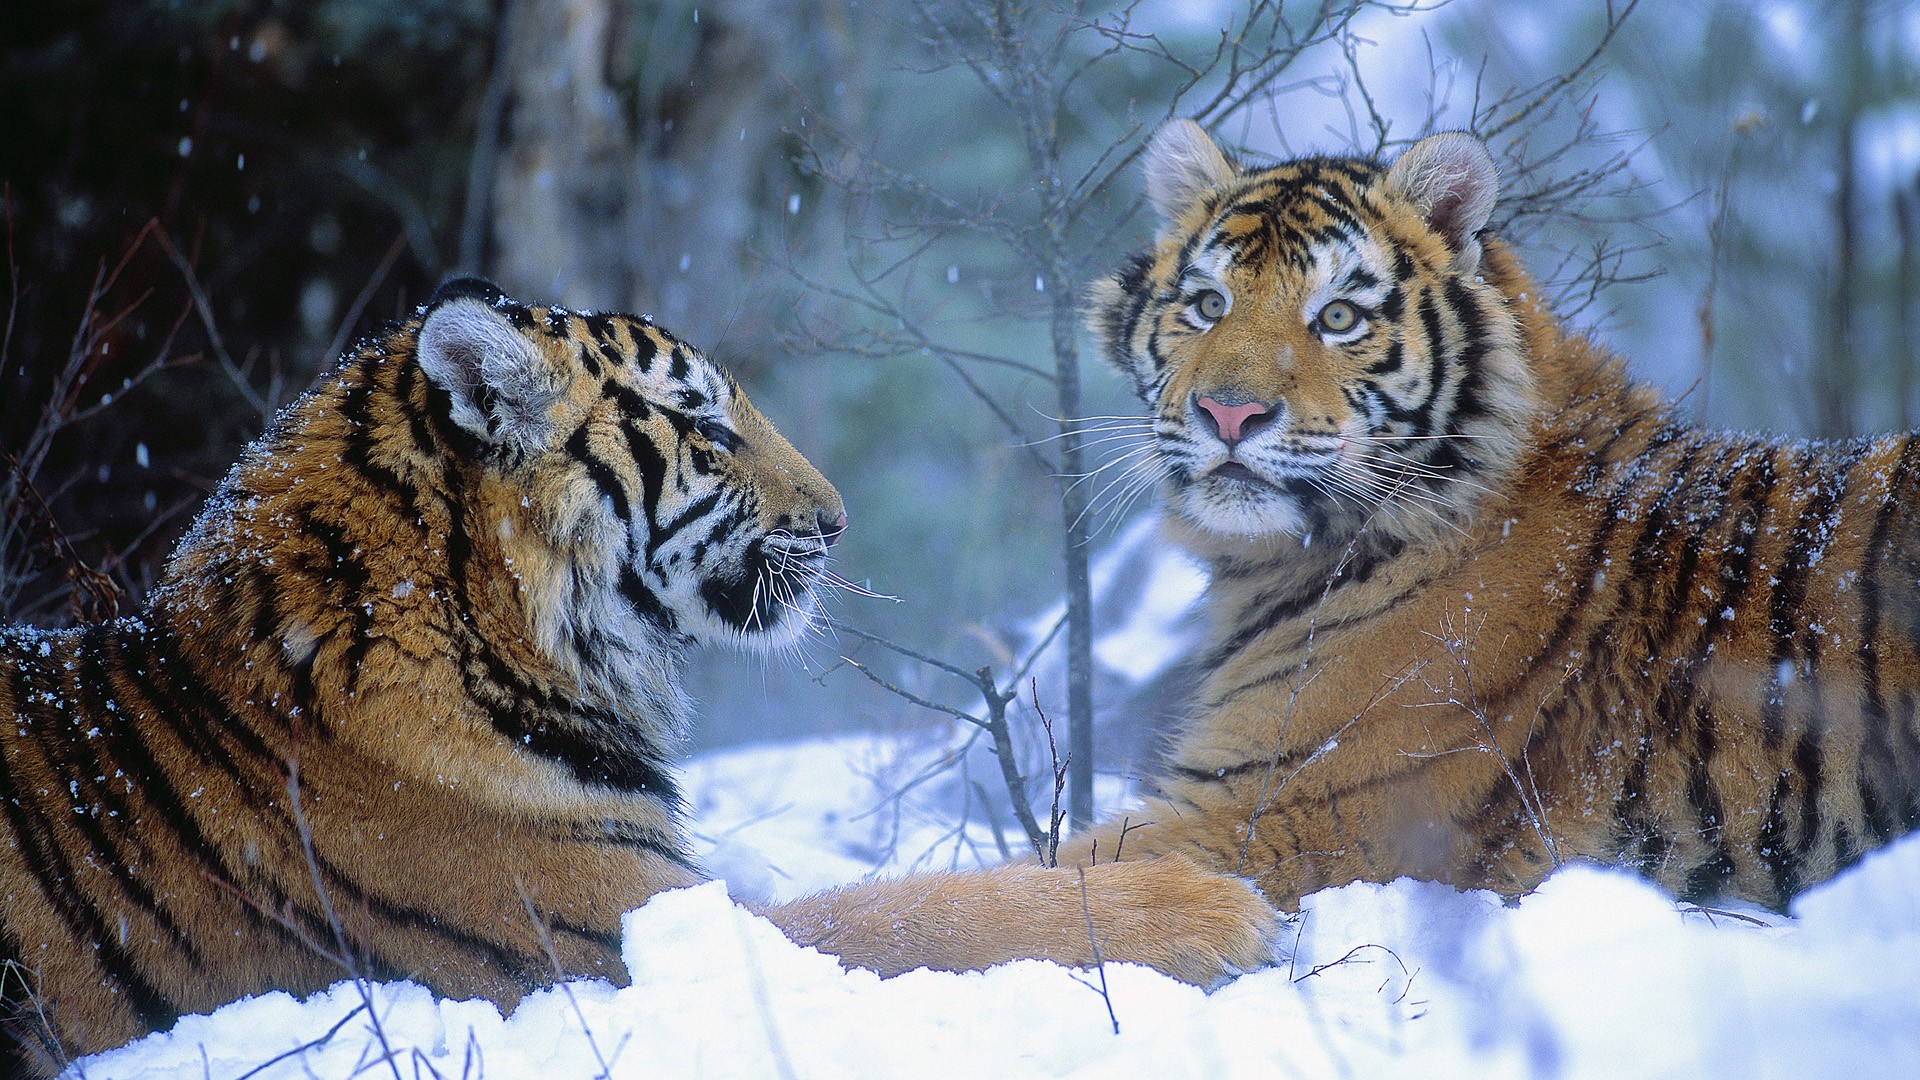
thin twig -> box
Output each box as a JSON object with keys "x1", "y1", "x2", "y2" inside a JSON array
[
  {"x1": 320, "y1": 231, "x2": 408, "y2": 372},
  {"x1": 285, "y1": 758, "x2": 405, "y2": 1080},
  {"x1": 232, "y1": 1001, "x2": 371, "y2": 1080},
  {"x1": 1073, "y1": 866, "x2": 1120, "y2": 1034},
  {"x1": 513, "y1": 879, "x2": 625, "y2": 1080}
]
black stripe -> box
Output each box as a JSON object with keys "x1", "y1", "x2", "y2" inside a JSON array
[
  {"x1": 1166, "y1": 759, "x2": 1286, "y2": 787},
  {"x1": 1440, "y1": 278, "x2": 1490, "y2": 427},
  {"x1": 1757, "y1": 769, "x2": 1799, "y2": 905},
  {"x1": 1610, "y1": 713, "x2": 1663, "y2": 873},
  {"x1": 1365, "y1": 340, "x2": 1404, "y2": 376},
  {"x1": 1857, "y1": 435, "x2": 1920, "y2": 825},
  {"x1": 619, "y1": 567, "x2": 677, "y2": 631},
  {"x1": 418, "y1": 360, "x2": 491, "y2": 464},
  {"x1": 562, "y1": 819, "x2": 694, "y2": 867},
  {"x1": 647, "y1": 489, "x2": 727, "y2": 557},
  {"x1": 74, "y1": 629, "x2": 212, "y2": 964},
  {"x1": 1834, "y1": 821, "x2": 1859, "y2": 871},
  {"x1": 619, "y1": 419, "x2": 669, "y2": 527},
  {"x1": 306, "y1": 513, "x2": 371, "y2": 701},
  {"x1": 1763, "y1": 443, "x2": 1871, "y2": 749},
  {"x1": 605, "y1": 381, "x2": 653, "y2": 420},
  {"x1": 1414, "y1": 288, "x2": 1448, "y2": 437},
  {"x1": 1680, "y1": 705, "x2": 1735, "y2": 899},
  {"x1": 140, "y1": 623, "x2": 282, "y2": 787},
  {"x1": 392, "y1": 360, "x2": 439, "y2": 461},
  {"x1": 464, "y1": 652, "x2": 680, "y2": 798},
  {"x1": 1507, "y1": 419, "x2": 1687, "y2": 697},
  {"x1": 0, "y1": 656, "x2": 179, "y2": 1030},
  {"x1": 1196, "y1": 567, "x2": 1362, "y2": 678},
  {"x1": 565, "y1": 425, "x2": 634, "y2": 524},
  {"x1": 111, "y1": 633, "x2": 336, "y2": 955},
  {"x1": 1615, "y1": 440, "x2": 1710, "y2": 665},
  {"x1": 628, "y1": 323, "x2": 659, "y2": 372},
  {"x1": 1794, "y1": 729, "x2": 1826, "y2": 857},
  {"x1": 298, "y1": 845, "x2": 544, "y2": 985},
  {"x1": 1378, "y1": 285, "x2": 1405, "y2": 323}
]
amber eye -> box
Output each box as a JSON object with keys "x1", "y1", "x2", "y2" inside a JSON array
[
  {"x1": 1194, "y1": 290, "x2": 1228, "y2": 322},
  {"x1": 1317, "y1": 299, "x2": 1360, "y2": 334}
]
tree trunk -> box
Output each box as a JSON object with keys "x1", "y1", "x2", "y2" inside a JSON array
[
  {"x1": 489, "y1": 0, "x2": 636, "y2": 310},
  {"x1": 1817, "y1": 0, "x2": 1865, "y2": 437},
  {"x1": 1897, "y1": 181, "x2": 1916, "y2": 431},
  {"x1": 1051, "y1": 264, "x2": 1095, "y2": 830},
  {"x1": 482, "y1": 0, "x2": 787, "y2": 343}
]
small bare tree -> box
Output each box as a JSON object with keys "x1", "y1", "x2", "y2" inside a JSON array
[{"x1": 794, "y1": 0, "x2": 1421, "y2": 831}]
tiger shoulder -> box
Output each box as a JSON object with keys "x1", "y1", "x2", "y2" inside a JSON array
[
  {"x1": 0, "y1": 277, "x2": 1279, "y2": 1070},
  {"x1": 1075, "y1": 119, "x2": 1920, "y2": 912}
]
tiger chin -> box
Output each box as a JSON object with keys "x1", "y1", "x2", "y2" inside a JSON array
[
  {"x1": 0, "y1": 278, "x2": 1280, "y2": 1069},
  {"x1": 1077, "y1": 120, "x2": 1920, "y2": 915}
]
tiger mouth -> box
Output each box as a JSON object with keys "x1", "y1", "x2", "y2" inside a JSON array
[
  {"x1": 713, "y1": 532, "x2": 835, "y2": 637},
  {"x1": 1197, "y1": 444, "x2": 1343, "y2": 490},
  {"x1": 1201, "y1": 459, "x2": 1292, "y2": 494},
  {"x1": 761, "y1": 533, "x2": 834, "y2": 569}
]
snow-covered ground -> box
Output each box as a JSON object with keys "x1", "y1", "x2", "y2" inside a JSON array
[{"x1": 72, "y1": 730, "x2": 1920, "y2": 1080}]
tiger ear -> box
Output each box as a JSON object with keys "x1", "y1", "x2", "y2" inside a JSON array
[
  {"x1": 417, "y1": 296, "x2": 563, "y2": 451},
  {"x1": 1385, "y1": 132, "x2": 1499, "y2": 275},
  {"x1": 1143, "y1": 119, "x2": 1235, "y2": 226}
]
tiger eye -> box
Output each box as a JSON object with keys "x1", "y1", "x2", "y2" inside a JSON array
[
  {"x1": 1195, "y1": 290, "x2": 1228, "y2": 321},
  {"x1": 1318, "y1": 299, "x2": 1359, "y2": 333}
]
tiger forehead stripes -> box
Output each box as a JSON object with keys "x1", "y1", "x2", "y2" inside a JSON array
[
  {"x1": 1, "y1": 277, "x2": 1282, "y2": 1070},
  {"x1": 1074, "y1": 120, "x2": 1920, "y2": 915}
]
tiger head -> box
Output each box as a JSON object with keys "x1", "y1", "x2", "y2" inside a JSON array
[
  {"x1": 410, "y1": 279, "x2": 847, "y2": 660},
  {"x1": 1089, "y1": 122, "x2": 1537, "y2": 550},
  {"x1": 160, "y1": 275, "x2": 849, "y2": 778}
]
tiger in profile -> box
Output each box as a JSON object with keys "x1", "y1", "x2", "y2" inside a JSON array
[
  {"x1": 1076, "y1": 120, "x2": 1920, "y2": 913},
  {"x1": 0, "y1": 278, "x2": 1279, "y2": 1069}
]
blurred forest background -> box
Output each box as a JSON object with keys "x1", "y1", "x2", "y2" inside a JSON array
[{"x1": 2, "y1": 1, "x2": 1917, "y2": 820}]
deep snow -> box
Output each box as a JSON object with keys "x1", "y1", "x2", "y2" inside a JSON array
[{"x1": 69, "y1": 731, "x2": 1920, "y2": 1080}]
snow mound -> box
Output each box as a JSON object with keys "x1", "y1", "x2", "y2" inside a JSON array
[{"x1": 71, "y1": 735, "x2": 1920, "y2": 1079}]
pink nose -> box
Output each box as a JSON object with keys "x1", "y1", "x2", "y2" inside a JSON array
[
  {"x1": 1196, "y1": 396, "x2": 1275, "y2": 445},
  {"x1": 819, "y1": 511, "x2": 848, "y2": 547}
]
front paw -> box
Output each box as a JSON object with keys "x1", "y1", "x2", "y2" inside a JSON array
[{"x1": 1078, "y1": 855, "x2": 1285, "y2": 987}]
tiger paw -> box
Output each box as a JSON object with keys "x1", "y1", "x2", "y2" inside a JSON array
[{"x1": 1072, "y1": 854, "x2": 1286, "y2": 987}]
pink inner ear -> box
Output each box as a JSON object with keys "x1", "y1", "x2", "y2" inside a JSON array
[{"x1": 1429, "y1": 191, "x2": 1469, "y2": 247}]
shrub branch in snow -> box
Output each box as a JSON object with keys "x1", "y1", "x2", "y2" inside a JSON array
[{"x1": 824, "y1": 617, "x2": 1065, "y2": 864}]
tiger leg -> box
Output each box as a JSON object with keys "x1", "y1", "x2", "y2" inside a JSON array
[{"x1": 751, "y1": 856, "x2": 1281, "y2": 986}]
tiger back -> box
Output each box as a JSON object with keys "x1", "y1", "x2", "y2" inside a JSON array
[
  {"x1": 1077, "y1": 120, "x2": 1920, "y2": 911},
  {"x1": 1, "y1": 277, "x2": 1280, "y2": 1070}
]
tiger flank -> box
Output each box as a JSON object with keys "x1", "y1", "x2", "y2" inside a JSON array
[
  {"x1": 0, "y1": 278, "x2": 1279, "y2": 1069},
  {"x1": 1078, "y1": 120, "x2": 1920, "y2": 912}
]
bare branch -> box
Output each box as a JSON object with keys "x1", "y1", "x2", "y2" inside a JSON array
[
  {"x1": 1072, "y1": 866, "x2": 1120, "y2": 1033},
  {"x1": 319, "y1": 232, "x2": 409, "y2": 373},
  {"x1": 153, "y1": 229, "x2": 271, "y2": 422}
]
